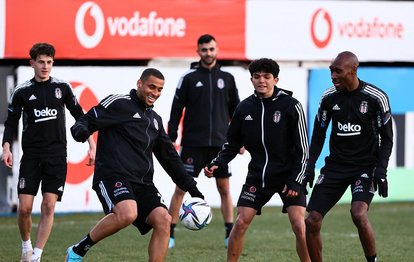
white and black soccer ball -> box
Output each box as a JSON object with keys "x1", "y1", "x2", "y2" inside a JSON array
[{"x1": 179, "y1": 197, "x2": 212, "y2": 230}]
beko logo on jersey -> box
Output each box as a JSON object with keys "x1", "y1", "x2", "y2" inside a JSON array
[
  {"x1": 34, "y1": 107, "x2": 58, "y2": 122},
  {"x1": 337, "y1": 122, "x2": 361, "y2": 136}
]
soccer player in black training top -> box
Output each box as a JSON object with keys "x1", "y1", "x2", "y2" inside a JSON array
[{"x1": 304, "y1": 51, "x2": 393, "y2": 262}]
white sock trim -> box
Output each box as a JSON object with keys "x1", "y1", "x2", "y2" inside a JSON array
[{"x1": 22, "y1": 239, "x2": 33, "y2": 253}]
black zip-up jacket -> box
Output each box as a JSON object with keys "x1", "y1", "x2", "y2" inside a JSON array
[
  {"x1": 212, "y1": 88, "x2": 309, "y2": 190},
  {"x1": 2, "y1": 77, "x2": 84, "y2": 158},
  {"x1": 74, "y1": 89, "x2": 198, "y2": 191},
  {"x1": 168, "y1": 61, "x2": 240, "y2": 147},
  {"x1": 308, "y1": 80, "x2": 393, "y2": 177}
]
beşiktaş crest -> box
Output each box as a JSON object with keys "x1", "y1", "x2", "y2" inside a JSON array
[
  {"x1": 55, "y1": 88, "x2": 62, "y2": 99},
  {"x1": 273, "y1": 111, "x2": 281, "y2": 123},
  {"x1": 359, "y1": 101, "x2": 368, "y2": 114}
]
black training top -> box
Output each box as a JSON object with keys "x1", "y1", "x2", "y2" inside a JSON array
[
  {"x1": 168, "y1": 61, "x2": 240, "y2": 147},
  {"x1": 212, "y1": 88, "x2": 309, "y2": 189},
  {"x1": 308, "y1": 80, "x2": 393, "y2": 176},
  {"x1": 3, "y1": 77, "x2": 84, "y2": 158},
  {"x1": 76, "y1": 89, "x2": 198, "y2": 191}
]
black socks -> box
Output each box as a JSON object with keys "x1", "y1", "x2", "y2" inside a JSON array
[{"x1": 73, "y1": 234, "x2": 96, "y2": 257}]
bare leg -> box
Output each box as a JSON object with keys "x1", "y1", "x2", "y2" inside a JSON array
[
  {"x1": 89, "y1": 200, "x2": 137, "y2": 242},
  {"x1": 147, "y1": 207, "x2": 172, "y2": 262},
  {"x1": 34, "y1": 193, "x2": 58, "y2": 249},
  {"x1": 168, "y1": 186, "x2": 186, "y2": 225},
  {"x1": 227, "y1": 207, "x2": 256, "y2": 262},
  {"x1": 305, "y1": 211, "x2": 324, "y2": 262},
  {"x1": 350, "y1": 201, "x2": 376, "y2": 257},
  {"x1": 18, "y1": 194, "x2": 35, "y2": 242},
  {"x1": 216, "y1": 178, "x2": 234, "y2": 224},
  {"x1": 286, "y1": 206, "x2": 310, "y2": 262}
]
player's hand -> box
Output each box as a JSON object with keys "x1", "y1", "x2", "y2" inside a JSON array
[
  {"x1": 282, "y1": 185, "x2": 299, "y2": 198},
  {"x1": 1, "y1": 150, "x2": 13, "y2": 168},
  {"x1": 373, "y1": 173, "x2": 388, "y2": 198},
  {"x1": 304, "y1": 167, "x2": 315, "y2": 188},
  {"x1": 204, "y1": 163, "x2": 218, "y2": 178},
  {"x1": 71, "y1": 122, "x2": 90, "y2": 143},
  {"x1": 188, "y1": 187, "x2": 205, "y2": 199},
  {"x1": 87, "y1": 136, "x2": 96, "y2": 166}
]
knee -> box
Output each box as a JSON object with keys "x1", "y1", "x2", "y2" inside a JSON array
[
  {"x1": 233, "y1": 217, "x2": 250, "y2": 233},
  {"x1": 153, "y1": 212, "x2": 172, "y2": 233},
  {"x1": 18, "y1": 205, "x2": 32, "y2": 217},
  {"x1": 159, "y1": 212, "x2": 172, "y2": 227},
  {"x1": 290, "y1": 219, "x2": 306, "y2": 236},
  {"x1": 216, "y1": 184, "x2": 230, "y2": 196},
  {"x1": 350, "y1": 208, "x2": 367, "y2": 225},
  {"x1": 115, "y1": 209, "x2": 137, "y2": 226},
  {"x1": 41, "y1": 201, "x2": 56, "y2": 216},
  {"x1": 305, "y1": 214, "x2": 322, "y2": 233}
]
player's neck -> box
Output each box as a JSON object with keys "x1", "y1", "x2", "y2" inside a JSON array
[{"x1": 201, "y1": 61, "x2": 216, "y2": 70}]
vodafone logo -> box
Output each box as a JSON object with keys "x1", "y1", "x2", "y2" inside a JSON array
[
  {"x1": 310, "y1": 8, "x2": 404, "y2": 49},
  {"x1": 67, "y1": 81, "x2": 99, "y2": 184},
  {"x1": 75, "y1": 1, "x2": 105, "y2": 49},
  {"x1": 75, "y1": 1, "x2": 187, "y2": 49},
  {"x1": 310, "y1": 8, "x2": 333, "y2": 49}
]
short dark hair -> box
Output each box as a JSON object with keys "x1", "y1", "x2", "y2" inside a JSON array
[
  {"x1": 197, "y1": 34, "x2": 216, "y2": 45},
  {"x1": 248, "y1": 58, "x2": 280, "y2": 78},
  {"x1": 29, "y1": 43, "x2": 55, "y2": 60},
  {"x1": 140, "y1": 68, "x2": 164, "y2": 82}
]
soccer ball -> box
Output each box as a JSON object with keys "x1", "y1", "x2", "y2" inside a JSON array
[{"x1": 179, "y1": 197, "x2": 212, "y2": 230}]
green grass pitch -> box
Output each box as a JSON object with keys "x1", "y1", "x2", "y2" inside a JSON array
[{"x1": 0, "y1": 202, "x2": 412, "y2": 261}]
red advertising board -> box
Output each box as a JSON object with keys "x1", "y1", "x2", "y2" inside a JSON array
[{"x1": 5, "y1": 0, "x2": 245, "y2": 59}]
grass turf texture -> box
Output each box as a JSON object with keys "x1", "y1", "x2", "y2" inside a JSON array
[{"x1": 0, "y1": 202, "x2": 412, "y2": 261}]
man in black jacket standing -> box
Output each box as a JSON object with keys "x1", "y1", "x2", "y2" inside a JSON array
[
  {"x1": 66, "y1": 68, "x2": 204, "y2": 262},
  {"x1": 167, "y1": 34, "x2": 240, "y2": 248},
  {"x1": 205, "y1": 58, "x2": 310, "y2": 262},
  {"x1": 304, "y1": 51, "x2": 393, "y2": 262}
]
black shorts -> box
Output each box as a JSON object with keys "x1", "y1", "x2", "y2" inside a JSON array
[
  {"x1": 18, "y1": 155, "x2": 67, "y2": 201},
  {"x1": 236, "y1": 183, "x2": 306, "y2": 215},
  {"x1": 180, "y1": 146, "x2": 231, "y2": 178},
  {"x1": 93, "y1": 177, "x2": 167, "y2": 235},
  {"x1": 307, "y1": 167, "x2": 375, "y2": 216}
]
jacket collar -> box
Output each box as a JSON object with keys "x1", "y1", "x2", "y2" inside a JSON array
[
  {"x1": 254, "y1": 86, "x2": 293, "y2": 101},
  {"x1": 130, "y1": 89, "x2": 153, "y2": 110},
  {"x1": 32, "y1": 77, "x2": 52, "y2": 85},
  {"x1": 191, "y1": 61, "x2": 221, "y2": 71}
]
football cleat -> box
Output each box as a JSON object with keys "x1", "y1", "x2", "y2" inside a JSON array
[
  {"x1": 168, "y1": 237, "x2": 175, "y2": 249},
  {"x1": 65, "y1": 246, "x2": 83, "y2": 262},
  {"x1": 20, "y1": 250, "x2": 33, "y2": 262}
]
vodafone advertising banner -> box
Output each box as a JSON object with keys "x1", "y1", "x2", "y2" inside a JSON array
[
  {"x1": 2, "y1": 1, "x2": 414, "y2": 61},
  {"x1": 246, "y1": 0, "x2": 414, "y2": 61},
  {"x1": 0, "y1": 0, "x2": 4, "y2": 59},
  {"x1": 16, "y1": 65, "x2": 308, "y2": 212},
  {"x1": 4, "y1": 0, "x2": 245, "y2": 59}
]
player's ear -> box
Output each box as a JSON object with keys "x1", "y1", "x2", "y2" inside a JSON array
[{"x1": 137, "y1": 79, "x2": 142, "y2": 89}]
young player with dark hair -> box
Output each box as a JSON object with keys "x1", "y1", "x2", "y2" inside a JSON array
[{"x1": 205, "y1": 58, "x2": 310, "y2": 262}]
